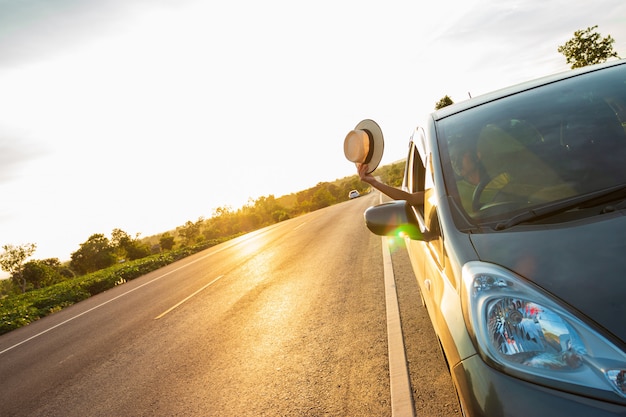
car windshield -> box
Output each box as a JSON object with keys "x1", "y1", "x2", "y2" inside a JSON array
[{"x1": 438, "y1": 63, "x2": 626, "y2": 225}]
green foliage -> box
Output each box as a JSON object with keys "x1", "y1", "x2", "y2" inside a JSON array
[
  {"x1": 0, "y1": 278, "x2": 18, "y2": 298},
  {"x1": 159, "y1": 233, "x2": 175, "y2": 251},
  {"x1": 111, "y1": 228, "x2": 150, "y2": 261},
  {"x1": 272, "y1": 210, "x2": 290, "y2": 222},
  {"x1": 21, "y1": 259, "x2": 66, "y2": 291},
  {"x1": 124, "y1": 241, "x2": 151, "y2": 261},
  {"x1": 0, "y1": 302, "x2": 39, "y2": 332},
  {"x1": 0, "y1": 243, "x2": 37, "y2": 293},
  {"x1": 0, "y1": 239, "x2": 223, "y2": 335},
  {"x1": 203, "y1": 208, "x2": 233, "y2": 240},
  {"x1": 292, "y1": 176, "x2": 371, "y2": 213},
  {"x1": 435, "y1": 95, "x2": 454, "y2": 110},
  {"x1": 377, "y1": 161, "x2": 405, "y2": 187},
  {"x1": 312, "y1": 185, "x2": 335, "y2": 210},
  {"x1": 558, "y1": 25, "x2": 619, "y2": 69},
  {"x1": 70, "y1": 234, "x2": 116, "y2": 275},
  {"x1": 177, "y1": 218, "x2": 205, "y2": 246}
]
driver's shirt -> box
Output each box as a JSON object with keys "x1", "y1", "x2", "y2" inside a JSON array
[{"x1": 457, "y1": 173, "x2": 510, "y2": 215}]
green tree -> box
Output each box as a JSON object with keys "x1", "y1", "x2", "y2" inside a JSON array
[
  {"x1": 380, "y1": 161, "x2": 405, "y2": 187},
  {"x1": 236, "y1": 207, "x2": 262, "y2": 232},
  {"x1": 125, "y1": 240, "x2": 150, "y2": 261},
  {"x1": 272, "y1": 209, "x2": 290, "y2": 222},
  {"x1": 0, "y1": 277, "x2": 17, "y2": 297},
  {"x1": 204, "y1": 206, "x2": 235, "y2": 239},
  {"x1": 311, "y1": 183, "x2": 336, "y2": 210},
  {"x1": 177, "y1": 218, "x2": 205, "y2": 246},
  {"x1": 159, "y1": 233, "x2": 175, "y2": 251},
  {"x1": 435, "y1": 95, "x2": 454, "y2": 110},
  {"x1": 111, "y1": 228, "x2": 149, "y2": 261},
  {"x1": 70, "y1": 234, "x2": 116, "y2": 275},
  {"x1": 21, "y1": 258, "x2": 66, "y2": 290},
  {"x1": 0, "y1": 243, "x2": 37, "y2": 293},
  {"x1": 111, "y1": 228, "x2": 132, "y2": 257},
  {"x1": 558, "y1": 25, "x2": 619, "y2": 69},
  {"x1": 252, "y1": 195, "x2": 279, "y2": 223}
]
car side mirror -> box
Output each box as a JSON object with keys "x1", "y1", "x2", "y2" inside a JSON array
[{"x1": 364, "y1": 200, "x2": 424, "y2": 240}]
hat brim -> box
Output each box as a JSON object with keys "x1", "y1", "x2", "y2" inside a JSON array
[{"x1": 354, "y1": 119, "x2": 384, "y2": 174}]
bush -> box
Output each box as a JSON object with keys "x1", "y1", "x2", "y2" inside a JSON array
[
  {"x1": 0, "y1": 302, "x2": 40, "y2": 334},
  {"x1": 0, "y1": 239, "x2": 226, "y2": 335}
]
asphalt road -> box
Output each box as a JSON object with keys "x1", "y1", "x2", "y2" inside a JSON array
[{"x1": 0, "y1": 192, "x2": 460, "y2": 417}]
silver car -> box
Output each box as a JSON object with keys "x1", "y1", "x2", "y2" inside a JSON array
[{"x1": 365, "y1": 59, "x2": 626, "y2": 416}]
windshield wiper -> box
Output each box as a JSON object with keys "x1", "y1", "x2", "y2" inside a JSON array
[{"x1": 495, "y1": 184, "x2": 626, "y2": 231}]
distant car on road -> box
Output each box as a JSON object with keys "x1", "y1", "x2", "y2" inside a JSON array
[
  {"x1": 364, "y1": 59, "x2": 626, "y2": 416},
  {"x1": 349, "y1": 190, "x2": 360, "y2": 199}
]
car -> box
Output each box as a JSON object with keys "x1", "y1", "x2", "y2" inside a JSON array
[
  {"x1": 349, "y1": 190, "x2": 360, "y2": 199},
  {"x1": 363, "y1": 59, "x2": 626, "y2": 416}
]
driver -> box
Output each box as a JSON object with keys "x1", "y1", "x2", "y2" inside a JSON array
[{"x1": 449, "y1": 140, "x2": 509, "y2": 214}]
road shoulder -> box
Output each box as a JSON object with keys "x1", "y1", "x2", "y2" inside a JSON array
[{"x1": 390, "y1": 239, "x2": 462, "y2": 417}]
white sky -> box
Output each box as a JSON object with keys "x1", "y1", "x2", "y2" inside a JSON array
[{"x1": 1, "y1": 0, "x2": 625, "y2": 266}]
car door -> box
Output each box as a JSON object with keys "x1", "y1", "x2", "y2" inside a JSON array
[{"x1": 403, "y1": 128, "x2": 446, "y2": 322}]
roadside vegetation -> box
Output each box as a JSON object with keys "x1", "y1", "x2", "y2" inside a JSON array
[{"x1": 0, "y1": 162, "x2": 404, "y2": 335}]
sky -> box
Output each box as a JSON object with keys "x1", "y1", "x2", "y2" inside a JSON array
[{"x1": 1, "y1": 0, "x2": 625, "y2": 267}]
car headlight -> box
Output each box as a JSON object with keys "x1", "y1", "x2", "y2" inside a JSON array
[{"x1": 461, "y1": 261, "x2": 626, "y2": 399}]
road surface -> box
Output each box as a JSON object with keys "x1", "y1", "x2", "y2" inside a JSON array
[{"x1": 0, "y1": 192, "x2": 460, "y2": 416}]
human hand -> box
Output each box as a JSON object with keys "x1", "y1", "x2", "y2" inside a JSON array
[{"x1": 357, "y1": 163, "x2": 375, "y2": 184}]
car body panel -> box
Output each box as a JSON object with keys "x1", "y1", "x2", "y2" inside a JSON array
[
  {"x1": 470, "y1": 211, "x2": 626, "y2": 345},
  {"x1": 453, "y1": 355, "x2": 626, "y2": 417},
  {"x1": 405, "y1": 233, "x2": 477, "y2": 366}
]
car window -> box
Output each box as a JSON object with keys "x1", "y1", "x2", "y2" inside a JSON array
[
  {"x1": 405, "y1": 127, "x2": 427, "y2": 195},
  {"x1": 437, "y1": 64, "x2": 626, "y2": 222}
]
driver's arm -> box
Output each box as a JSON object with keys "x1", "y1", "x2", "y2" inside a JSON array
[{"x1": 358, "y1": 163, "x2": 424, "y2": 206}]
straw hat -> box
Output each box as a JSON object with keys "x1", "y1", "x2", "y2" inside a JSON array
[{"x1": 343, "y1": 119, "x2": 384, "y2": 174}]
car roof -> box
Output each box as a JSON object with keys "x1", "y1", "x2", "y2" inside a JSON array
[{"x1": 432, "y1": 59, "x2": 626, "y2": 121}]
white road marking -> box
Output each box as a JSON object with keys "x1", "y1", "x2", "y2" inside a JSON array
[
  {"x1": 0, "y1": 246, "x2": 236, "y2": 356},
  {"x1": 154, "y1": 275, "x2": 224, "y2": 319},
  {"x1": 293, "y1": 221, "x2": 307, "y2": 231},
  {"x1": 375, "y1": 190, "x2": 416, "y2": 417},
  {"x1": 0, "y1": 224, "x2": 294, "y2": 356},
  {"x1": 382, "y1": 236, "x2": 416, "y2": 416}
]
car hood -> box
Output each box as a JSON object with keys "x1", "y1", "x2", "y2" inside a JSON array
[{"x1": 469, "y1": 212, "x2": 626, "y2": 344}]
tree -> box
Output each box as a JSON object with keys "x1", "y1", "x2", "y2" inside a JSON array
[
  {"x1": 558, "y1": 25, "x2": 619, "y2": 69},
  {"x1": 70, "y1": 234, "x2": 116, "y2": 275},
  {"x1": 124, "y1": 240, "x2": 150, "y2": 261},
  {"x1": 21, "y1": 258, "x2": 66, "y2": 290},
  {"x1": 380, "y1": 161, "x2": 405, "y2": 187},
  {"x1": 311, "y1": 183, "x2": 336, "y2": 210},
  {"x1": 159, "y1": 233, "x2": 175, "y2": 251},
  {"x1": 205, "y1": 206, "x2": 235, "y2": 239},
  {"x1": 177, "y1": 218, "x2": 205, "y2": 246},
  {"x1": 111, "y1": 228, "x2": 150, "y2": 261},
  {"x1": 435, "y1": 95, "x2": 454, "y2": 110},
  {"x1": 0, "y1": 277, "x2": 17, "y2": 297},
  {"x1": 111, "y1": 228, "x2": 133, "y2": 258},
  {"x1": 252, "y1": 195, "x2": 278, "y2": 222},
  {"x1": 0, "y1": 243, "x2": 37, "y2": 293}
]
